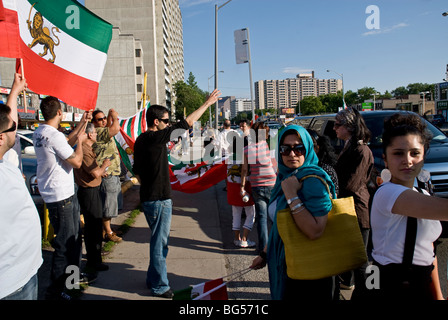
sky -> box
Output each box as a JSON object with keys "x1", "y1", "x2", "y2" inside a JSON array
[{"x1": 179, "y1": 0, "x2": 448, "y2": 99}]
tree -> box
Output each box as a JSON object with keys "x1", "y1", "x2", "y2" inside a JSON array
[
  {"x1": 357, "y1": 87, "x2": 377, "y2": 103},
  {"x1": 297, "y1": 96, "x2": 324, "y2": 115},
  {"x1": 318, "y1": 92, "x2": 344, "y2": 113},
  {"x1": 406, "y1": 83, "x2": 432, "y2": 95},
  {"x1": 391, "y1": 86, "x2": 408, "y2": 97},
  {"x1": 173, "y1": 79, "x2": 209, "y2": 125},
  {"x1": 344, "y1": 90, "x2": 359, "y2": 106}
]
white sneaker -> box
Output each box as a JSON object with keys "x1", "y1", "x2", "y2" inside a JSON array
[
  {"x1": 240, "y1": 240, "x2": 256, "y2": 248},
  {"x1": 234, "y1": 240, "x2": 242, "y2": 247}
]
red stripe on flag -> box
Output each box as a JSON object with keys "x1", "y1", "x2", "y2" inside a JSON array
[
  {"x1": 16, "y1": 41, "x2": 99, "y2": 110},
  {"x1": 203, "y1": 278, "x2": 228, "y2": 300},
  {"x1": 119, "y1": 127, "x2": 135, "y2": 150},
  {"x1": 129, "y1": 115, "x2": 137, "y2": 140},
  {"x1": 171, "y1": 162, "x2": 227, "y2": 194},
  {"x1": 0, "y1": 0, "x2": 6, "y2": 20},
  {"x1": 0, "y1": 7, "x2": 21, "y2": 58},
  {"x1": 141, "y1": 108, "x2": 147, "y2": 133}
]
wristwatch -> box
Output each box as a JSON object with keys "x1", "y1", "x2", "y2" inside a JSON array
[{"x1": 286, "y1": 196, "x2": 299, "y2": 205}]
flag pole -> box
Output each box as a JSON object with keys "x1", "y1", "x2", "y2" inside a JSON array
[{"x1": 20, "y1": 58, "x2": 27, "y2": 113}]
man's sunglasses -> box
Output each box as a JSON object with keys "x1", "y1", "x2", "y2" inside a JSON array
[
  {"x1": 159, "y1": 118, "x2": 170, "y2": 124},
  {"x1": 279, "y1": 144, "x2": 306, "y2": 156},
  {"x1": 94, "y1": 116, "x2": 107, "y2": 122},
  {"x1": 0, "y1": 120, "x2": 16, "y2": 134}
]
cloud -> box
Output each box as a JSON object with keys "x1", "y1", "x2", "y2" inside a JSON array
[
  {"x1": 282, "y1": 67, "x2": 314, "y2": 74},
  {"x1": 362, "y1": 22, "x2": 410, "y2": 36}
]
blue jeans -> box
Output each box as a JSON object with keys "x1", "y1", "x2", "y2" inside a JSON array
[
  {"x1": 2, "y1": 274, "x2": 38, "y2": 300},
  {"x1": 251, "y1": 186, "x2": 273, "y2": 253},
  {"x1": 142, "y1": 199, "x2": 172, "y2": 295},
  {"x1": 45, "y1": 196, "x2": 82, "y2": 295}
]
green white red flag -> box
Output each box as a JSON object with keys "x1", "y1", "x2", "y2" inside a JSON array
[
  {"x1": 172, "y1": 278, "x2": 228, "y2": 300},
  {"x1": 0, "y1": 0, "x2": 112, "y2": 110},
  {"x1": 169, "y1": 156, "x2": 227, "y2": 194}
]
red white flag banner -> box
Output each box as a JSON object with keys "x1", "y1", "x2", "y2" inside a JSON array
[{"x1": 0, "y1": 0, "x2": 112, "y2": 110}]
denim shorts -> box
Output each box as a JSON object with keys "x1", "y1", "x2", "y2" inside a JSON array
[{"x1": 100, "y1": 175, "x2": 121, "y2": 218}]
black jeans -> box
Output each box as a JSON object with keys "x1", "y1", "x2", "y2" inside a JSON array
[
  {"x1": 45, "y1": 196, "x2": 82, "y2": 295},
  {"x1": 284, "y1": 276, "x2": 336, "y2": 301},
  {"x1": 77, "y1": 186, "x2": 103, "y2": 269},
  {"x1": 370, "y1": 261, "x2": 434, "y2": 301}
]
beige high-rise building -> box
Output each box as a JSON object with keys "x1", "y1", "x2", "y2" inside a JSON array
[
  {"x1": 85, "y1": 0, "x2": 184, "y2": 115},
  {"x1": 255, "y1": 72, "x2": 342, "y2": 111}
]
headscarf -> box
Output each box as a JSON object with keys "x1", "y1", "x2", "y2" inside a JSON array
[{"x1": 267, "y1": 124, "x2": 336, "y2": 300}]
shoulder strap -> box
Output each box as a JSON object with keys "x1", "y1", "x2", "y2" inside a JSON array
[
  {"x1": 402, "y1": 187, "x2": 423, "y2": 266},
  {"x1": 299, "y1": 174, "x2": 332, "y2": 199}
]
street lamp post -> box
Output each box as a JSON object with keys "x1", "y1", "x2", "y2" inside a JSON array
[
  {"x1": 420, "y1": 91, "x2": 430, "y2": 115},
  {"x1": 371, "y1": 92, "x2": 380, "y2": 111},
  {"x1": 215, "y1": 0, "x2": 233, "y2": 129},
  {"x1": 208, "y1": 71, "x2": 224, "y2": 127},
  {"x1": 327, "y1": 69, "x2": 345, "y2": 108}
]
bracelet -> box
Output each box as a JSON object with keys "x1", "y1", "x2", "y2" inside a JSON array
[
  {"x1": 290, "y1": 201, "x2": 304, "y2": 211},
  {"x1": 291, "y1": 205, "x2": 306, "y2": 215},
  {"x1": 286, "y1": 196, "x2": 300, "y2": 205}
]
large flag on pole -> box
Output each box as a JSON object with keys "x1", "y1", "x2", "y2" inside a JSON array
[
  {"x1": 0, "y1": 0, "x2": 21, "y2": 58},
  {"x1": 0, "y1": 0, "x2": 112, "y2": 110}
]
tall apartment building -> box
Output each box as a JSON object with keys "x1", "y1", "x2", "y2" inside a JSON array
[
  {"x1": 85, "y1": 0, "x2": 184, "y2": 115},
  {"x1": 255, "y1": 72, "x2": 342, "y2": 111},
  {"x1": 94, "y1": 28, "x2": 145, "y2": 117}
]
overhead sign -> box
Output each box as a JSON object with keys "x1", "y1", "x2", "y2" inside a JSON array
[{"x1": 234, "y1": 29, "x2": 249, "y2": 64}]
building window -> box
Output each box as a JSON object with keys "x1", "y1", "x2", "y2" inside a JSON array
[
  {"x1": 135, "y1": 49, "x2": 141, "y2": 57},
  {"x1": 137, "y1": 84, "x2": 143, "y2": 92},
  {"x1": 136, "y1": 66, "x2": 142, "y2": 75}
]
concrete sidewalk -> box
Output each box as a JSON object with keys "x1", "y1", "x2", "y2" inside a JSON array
[{"x1": 81, "y1": 184, "x2": 228, "y2": 300}]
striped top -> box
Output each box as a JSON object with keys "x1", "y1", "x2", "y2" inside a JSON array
[{"x1": 244, "y1": 141, "x2": 277, "y2": 187}]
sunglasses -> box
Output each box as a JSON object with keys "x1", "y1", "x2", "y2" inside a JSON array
[
  {"x1": 158, "y1": 118, "x2": 170, "y2": 124},
  {"x1": 333, "y1": 122, "x2": 344, "y2": 128},
  {"x1": 94, "y1": 116, "x2": 107, "y2": 122},
  {"x1": 0, "y1": 120, "x2": 16, "y2": 134},
  {"x1": 279, "y1": 144, "x2": 306, "y2": 156}
]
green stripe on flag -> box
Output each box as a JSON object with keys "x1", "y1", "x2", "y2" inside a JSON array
[
  {"x1": 172, "y1": 286, "x2": 193, "y2": 300},
  {"x1": 115, "y1": 139, "x2": 134, "y2": 175},
  {"x1": 28, "y1": 0, "x2": 112, "y2": 53}
]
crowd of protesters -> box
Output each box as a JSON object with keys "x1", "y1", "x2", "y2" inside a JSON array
[{"x1": 2, "y1": 71, "x2": 448, "y2": 302}]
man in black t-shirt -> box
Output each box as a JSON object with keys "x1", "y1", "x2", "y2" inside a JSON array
[{"x1": 133, "y1": 89, "x2": 221, "y2": 298}]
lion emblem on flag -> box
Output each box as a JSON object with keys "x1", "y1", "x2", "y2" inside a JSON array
[{"x1": 27, "y1": 3, "x2": 60, "y2": 63}]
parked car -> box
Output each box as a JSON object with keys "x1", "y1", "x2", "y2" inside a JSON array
[
  {"x1": 289, "y1": 110, "x2": 448, "y2": 198},
  {"x1": 426, "y1": 114, "x2": 445, "y2": 127},
  {"x1": 16, "y1": 129, "x2": 43, "y2": 211}
]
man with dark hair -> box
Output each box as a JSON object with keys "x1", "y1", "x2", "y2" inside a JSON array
[
  {"x1": 133, "y1": 89, "x2": 221, "y2": 298},
  {"x1": 33, "y1": 95, "x2": 91, "y2": 300},
  {"x1": 0, "y1": 74, "x2": 42, "y2": 300},
  {"x1": 91, "y1": 108, "x2": 122, "y2": 243}
]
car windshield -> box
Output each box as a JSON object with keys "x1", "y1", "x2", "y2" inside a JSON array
[
  {"x1": 427, "y1": 121, "x2": 448, "y2": 143},
  {"x1": 365, "y1": 115, "x2": 448, "y2": 146}
]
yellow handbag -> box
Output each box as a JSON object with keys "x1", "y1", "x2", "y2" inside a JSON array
[{"x1": 277, "y1": 175, "x2": 367, "y2": 280}]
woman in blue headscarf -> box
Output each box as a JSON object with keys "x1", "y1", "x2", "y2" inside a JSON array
[{"x1": 250, "y1": 125, "x2": 336, "y2": 300}]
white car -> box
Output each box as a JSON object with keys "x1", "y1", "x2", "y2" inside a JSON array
[{"x1": 16, "y1": 129, "x2": 43, "y2": 210}]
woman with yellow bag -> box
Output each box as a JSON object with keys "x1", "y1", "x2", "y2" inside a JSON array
[{"x1": 250, "y1": 125, "x2": 338, "y2": 300}]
